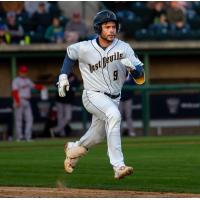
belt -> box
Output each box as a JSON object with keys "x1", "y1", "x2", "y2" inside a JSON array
[{"x1": 96, "y1": 91, "x2": 120, "y2": 99}]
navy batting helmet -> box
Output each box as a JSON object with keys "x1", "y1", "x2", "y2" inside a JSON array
[{"x1": 93, "y1": 10, "x2": 120, "y2": 34}]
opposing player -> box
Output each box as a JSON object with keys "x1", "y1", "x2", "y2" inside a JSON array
[
  {"x1": 12, "y1": 65, "x2": 45, "y2": 141},
  {"x1": 57, "y1": 10, "x2": 145, "y2": 179}
]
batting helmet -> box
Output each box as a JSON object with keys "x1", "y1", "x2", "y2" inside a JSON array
[
  {"x1": 19, "y1": 65, "x2": 28, "y2": 73},
  {"x1": 93, "y1": 10, "x2": 120, "y2": 34}
]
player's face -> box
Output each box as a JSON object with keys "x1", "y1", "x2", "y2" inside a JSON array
[{"x1": 100, "y1": 21, "x2": 117, "y2": 42}]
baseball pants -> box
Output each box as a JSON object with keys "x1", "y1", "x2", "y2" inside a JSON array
[
  {"x1": 119, "y1": 98, "x2": 133, "y2": 134},
  {"x1": 15, "y1": 99, "x2": 33, "y2": 140},
  {"x1": 53, "y1": 102, "x2": 72, "y2": 136},
  {"x1": 78, "y1": 90, "x2": 125, "y2": 169}
]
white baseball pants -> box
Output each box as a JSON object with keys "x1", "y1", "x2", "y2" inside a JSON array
[
  {"x1": 53, "y1": 102, "x2": 72, "y2": 136},
  {"x1": 78, "y1": 90, "x2": 125, "y2": 169},
  {"x1": 15, "y1": 99, "x2": 33, "y2": 140}
]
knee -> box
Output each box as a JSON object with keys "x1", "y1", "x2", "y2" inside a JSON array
[{"x1": 106, "y1": 107, "x2": 121, "y2": 125}]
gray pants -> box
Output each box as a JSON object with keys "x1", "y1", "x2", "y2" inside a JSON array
[
  {"x1": 15, "y1": 99, "x2": 33, "y2": 140},
  {"x1": 119, "y1": 99, "x2": 133, "y2": 134},
  {"x1": 53, "y1": 102, "x2": 72, "y2": 136}
]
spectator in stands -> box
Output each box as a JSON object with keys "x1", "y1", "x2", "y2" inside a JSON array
[
  {"x1": 148, "y1": 11, "x2": 168, "y2": 33},
  {"x1": 50, "y1": 72, "x2": 80, "y2": 137},
  {"x1": 4, "y1": 11, "x2": 24, "y2": 44},
  {"x1": 170, "y1": 18, "x2": 191, "y2": 39},
  {"x1": 166, "y1": 1, "x2": 191, "y2": 39},
  {"x1": 48, "y1": 2, "x2": 61, "y2": 17},
  {"x1": 45, "y1": 17, "x2": 64, "y2": 43},
  {"x1": 148, "y1": 2, "x2": 167, "y2": 24},
  {"x1": 24, "y1": 1, "x2": 50, "y2": 17},
  {"x1": 166, "y1": 1, "x2": 186, "y2": 25},
  {"x1": 119, "y1": 75, "x2": 136, "y2": 137},
  {"x1": 31, "y1": 2, "x2": 52, "y2": 39},
  {"x1": 14, "y1": 4, "x2": 29, "y2": 31},
  {"x1": 0, "y1": 22, "x2": 7, "y2": 44},
  {"x1": 0, "y1": 3, "x2": 6, "y2": 20},
  {"x1": 65, "y1": 11, "x2": 88, "y2": 42}
]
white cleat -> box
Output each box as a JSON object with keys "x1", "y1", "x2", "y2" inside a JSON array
[
  {"x1": 114, "y1": 166, "x2": 134, "y2": 180},
  {"x1": 64, "y1": 143, "x2": 76, "y2": 173},
  {"x1": 64, "y1": 142, "x2": 87, "y2": 173},
  {"x1": 129, "y1": 131, "x2": 136, "y2": 137}
]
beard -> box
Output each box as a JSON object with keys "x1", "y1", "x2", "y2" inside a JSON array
[{"x1": 100, "y1": 33, "x2": 116, "y2": 42}]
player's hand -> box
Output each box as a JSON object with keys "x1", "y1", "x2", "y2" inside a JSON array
[
  {"x1": 120, "y1": 58, "x2": 136, "y2": 70},
  {"x1": 57, "y1": 74, "x2": 70, "y2": 97},
  {"x1": 14, "y1": 101, "x2": 20, "y2": 108}
]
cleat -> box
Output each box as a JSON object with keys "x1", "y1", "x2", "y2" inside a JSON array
[
  {"x1": 114, "y1": 166, "x2": 133, "y2": 179},
  {"x1": 64, "y1": 142, "x2": 87, "y2": 173},
  {"x1": 64, "y1": 143, "x2": 75, "y2": 173},
  {"x1": 50, "y1": 128, "x2": 55, "y2": 138}
]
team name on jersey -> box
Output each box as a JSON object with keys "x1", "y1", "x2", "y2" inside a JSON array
[{"x1": 88, "y1": 52, "x2": 123, "y2": 73}]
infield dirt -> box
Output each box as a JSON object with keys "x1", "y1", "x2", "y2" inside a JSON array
[{"x1": 0, "y1": 187, "x2": 200, "y2": 198}]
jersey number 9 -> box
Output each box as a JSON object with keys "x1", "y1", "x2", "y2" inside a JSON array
[{"x1": 113, "y1": 70, "x2": 118, "y2": 81}]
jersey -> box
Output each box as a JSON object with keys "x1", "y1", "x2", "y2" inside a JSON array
[
  {"x1": 12, "y1": 77, "x2": 35, "y2": 99},
  {"x1": 67, "y1": 38, "x2": 142, "y2": 95}
]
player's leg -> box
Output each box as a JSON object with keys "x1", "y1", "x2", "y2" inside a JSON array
[
  {"x1": 79, "y1": 115, "x2": 106, "y2": 148},
  {"x1": 82, "y1": 90, "x2": 133, "y2": 178},
  {"x1": 51, "y1": 102, "x2": 64, "y2": 136},
  {"x1": 24, "y1": 100, "x2": 33, "y2": 141},
  {"x1": 64, "y1": 115, "x2": 105, "y2": 173},
  {"x1": 62, "y1": 103, "x2": 72, "y2": 136},
  {"x1": 104, "y1": 101, "x2": 133, "y2": 179},
  {"x1": 124, "y1": 99, "x2": 136, "y2": 136},
  {"x1": 119, "y1": 101, "x2": 125, "y2": 134},
  {"x1": 15, "y1": 105, "x2": 23, "y2": 141}
]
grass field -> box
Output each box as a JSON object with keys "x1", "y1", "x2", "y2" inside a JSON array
[{"x1": 0, "y1": 135, "x2": 200, "y2": 194}]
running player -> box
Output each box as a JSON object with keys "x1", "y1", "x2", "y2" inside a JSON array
[{"x1": 57, "y1": 10, "x2": 145, "y2": 179}]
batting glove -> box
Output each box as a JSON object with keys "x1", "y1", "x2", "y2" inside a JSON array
[
  {"x1": 120, "y1": 58, "x2": 136, "y2": 70},
  {"x1": 57, "y1": 74, "x2": 69, "y2": 97}
]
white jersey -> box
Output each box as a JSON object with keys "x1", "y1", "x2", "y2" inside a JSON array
[
  {"x1": 67, "y1": 38, "x2": 143, "y2": 95},
  {"x1": 12, "y1": 77, "x2": 35, "y2": 99}
]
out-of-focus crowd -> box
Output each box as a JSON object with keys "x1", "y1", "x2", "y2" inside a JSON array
[
  {"x1": 0, "y1": 1, "x2": 89, "y2": 44},
  {"x1": 1, "y1": 1, "x2": 200, "y2": 45},
  {"x1": 104, "y1": 1, "x2": 200, "y2": 40}
]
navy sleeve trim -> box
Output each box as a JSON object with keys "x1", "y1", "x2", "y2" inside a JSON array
[
  {"x1": 130, "y1": 64, "x2": 144, "y2": 79},
  {"x1": 60, "y1": 54, "x2": 76, "y2": 75}
]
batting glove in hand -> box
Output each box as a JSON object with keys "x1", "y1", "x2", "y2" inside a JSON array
[
  {"x1": 120, "y1": 58, "x2": 136, "y2": 70},
  {"x1": 57, "y1": 74, "x2": 69, "y2": 97}
]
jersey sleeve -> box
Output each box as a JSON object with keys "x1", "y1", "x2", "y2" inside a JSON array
[
  {"x1": 67, "y1": 42, "x2": 81, "y2": 60},
  {"x1": 124, "y1": 43, "x2": 143, "y2": 66}
]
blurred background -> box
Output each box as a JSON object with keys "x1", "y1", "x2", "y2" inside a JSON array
[{"x1": 1, "y1": 1, "x2": 200, "y2": 141}]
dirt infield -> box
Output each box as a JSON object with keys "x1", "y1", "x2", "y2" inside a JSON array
[{"x1": 0, "y1": 187, "x2": 200, "y2": 198}]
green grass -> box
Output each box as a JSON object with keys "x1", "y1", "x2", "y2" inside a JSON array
[{"x1": 0, "y1": 135, "x2": 200, "y2": 193}]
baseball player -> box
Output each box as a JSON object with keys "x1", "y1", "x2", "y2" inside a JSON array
[
  {"x1": 57, "y1": 10, "x2": 145, "y2": 179},
  {"x1": 12, "y1": 65, "x2": 44, "y2": 141},
  {"x1": 119, "y1": 75, "x2": 136, "y2": 137}
]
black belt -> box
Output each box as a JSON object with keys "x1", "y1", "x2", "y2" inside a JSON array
[{"x1": 96, "y1": 91, "x2": 120, "y2": 99}]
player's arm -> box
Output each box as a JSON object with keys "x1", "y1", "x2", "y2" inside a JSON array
[
  {"x1": 12, "y1": 90, "x2": 20, "y2": 107},
  {"x1": 58, "y1": 42, "x2": 80, "y2": 97},
  {"x1": 121, "y1": 58, "x2": 145, "y2": 85},
  {"x1": 58, "y1": 54, "x2": 77, "y2": 97},
  {"x1": 12, "y1": 80, "x2": 20, "y2": 107},
  {"x1": 121, "y1": 44, "x2": 145, "y2": 85}
]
